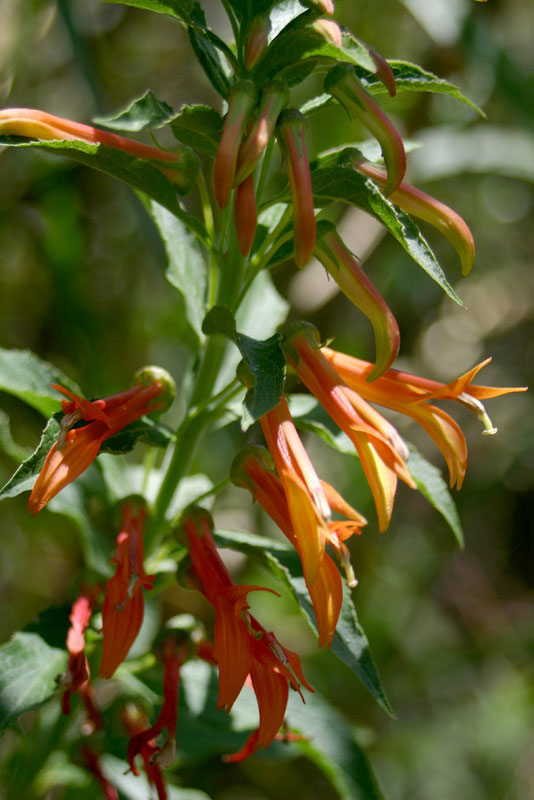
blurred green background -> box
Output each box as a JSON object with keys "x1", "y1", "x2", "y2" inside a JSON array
[{"x1": 0, "y1": 1, "x2": 533, "y2": 798}]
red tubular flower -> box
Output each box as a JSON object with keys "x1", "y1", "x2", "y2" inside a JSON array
[
  {"x1": 283, "y1": 323, "x2": 415, "y2": 531},
  {"x1": 27, "y1": 378, "x2": 165, "y2": 515},
  {"x1": 324, "y1": 64, "x2": 406, "y2": 195},
  {"x1": 0, "y1": 108, "x2": 199, "y2": 193},
  {"x1": 234, "y1": 173, "x2": 257, "y2": 256},
  {"x1": 81, "y1": 746, "x2": 119, "y2": 800},
  {"x1": 232, "y1": 445, "x2": 365, "y2": 646},
  {"x1": 62, "y1": 590, "x2": 102, "y2": 731},
  {"x1": 213, "y1": 80, "x2": 258, "y2": 209},
  {"x1": 99, "y1": 502, "x2": 155, "y2": 678},
  {"x1": 353, "y1": 157, "x2": 475, "y2": 275},
  {"x1": 126, "y1": 639, "x2": 185, "y2": 797},
  {"x1": 179, "y1": 509, "x2": 312, "y2": 757},
  {"x1": 276, "y1": 109, "x2": 316, "y2": 267},
  {"x1": 235, "y1": 82, "x2": 289, "y2": 185},
  {"x1": 322, "y1": 349, "x2": 527, "y2": 489},
  {"x1": 244, "y1": 16, "x2": 272, "y2": 71},
  {"x1": 314, "y1": 223, "x2": 400, "y2": 379},
  {"x1": 122, "y1": 705, "x2": 168, "y2": 800}
]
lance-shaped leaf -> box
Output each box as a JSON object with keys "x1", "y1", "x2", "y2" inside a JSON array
[
  {"x1": 314, "y1": 222, "x2": 400, "y2": 379},
  {"x1": 170, "y1": 105, "x2": 223, "y2": 157},
  {"x1": 93, "y1": 89, "x2": 175, "y2": 132},
  {"x1": 0, "y1": 347, "x2": 80, "y2": 417},
  {"x1": 324, "y1": 64, "x2": 406, "y2": 195}
]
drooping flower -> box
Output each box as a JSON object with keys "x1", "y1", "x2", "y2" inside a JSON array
[
  {"x1": 99, "y1": 502, "x2": 155, "y2": 678},
  {"x1": 126, "y1": 639, "x2": 185, "y2": 799},
  {"x1": 0, "y1": 108, "x2": 199, "y2": 193},
  {"x1": 324, "y1": 63, "x2": 406, "y2": 195},
  {"x1": 62, "y1": 589, "x2": 102, "y2": 731},
  {"x1": 179, "y1": 509, "x2": 312, "y2": 757},
  {"x1": 232, "y1": 445, "x2": 365, "y2": 646},
  {"x1": 314, "y1": 222, "x2": 400, "y2": 378},
  {"x1": 276, "y1": 109, "x2": 316, "y2": 267},
  {"x1": 283, "y1": 323, "x2": 415, "y2": 531},
  {"x1": 27, "y1": 373, "x2": 167, "y2": 515},
  {"x1": 213, "y1": 80, "x2": 258, "y2": 208},
  {"x1": 122, "y1": 705, "x2": 168, "y2": 800},
  {"x1": 352, "y1": 156, "x2": 475, "y2": 275},
  {"x1": 322, "y1": 348, "x2": 527, "y2": 489}
]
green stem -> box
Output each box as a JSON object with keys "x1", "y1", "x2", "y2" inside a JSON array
[{"x1": 198, "y1": 170, "x2": 218, "y2": 305}]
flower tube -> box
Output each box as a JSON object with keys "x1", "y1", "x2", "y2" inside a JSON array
[
  {"x1": 234, "y1": 173, "x2": 257, "y2": 256},
  {"x1": 235, "y1": 81, "x2": 289, "y2": 185},
  {"x1": 0, "y1": 107, "x2": 199, "y2": 193},
  {"x1": 324, "y1": 64, "x2": 406, "y2": 195},
  {"x1": 276, "y1": 109, "x2": 316, "y2": 267},
  {"x1": 213, "y1": 80, "x2": 257, "y2": 208},
  {"x1": 314, "y1": 223, "x2": 400, "y2": 379}
]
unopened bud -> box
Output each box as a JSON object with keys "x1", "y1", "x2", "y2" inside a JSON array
[
  {"x1": 302, "y1": 0, "x2": 334, "y2": 14},
  {"x1": 311, "y1": 19, "x2": 342, "y2": 47},
  {"x1": 235, "y1": 82, "x2": 289, "y2": 184},
  {"x1": 314, "y1": 224, "x2": 400, "y2": 379},
  {"x1": 244, "y1": 16, "x2": 271, "y2": 71},
  {"x1": 213, "y1": 81, "x2": 257, "y2": 208},
  {"x1": 276, "y1": 110, "x2": 316, "y2": 268},
  {"x1": 234, "y1": 174, "x2": 257, "y2": 256},
  {"x1": 324, "y1": 64, "x2": 406, "y2": 195}
]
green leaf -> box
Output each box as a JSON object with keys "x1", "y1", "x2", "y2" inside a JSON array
[
  {"x1": 213, "y1": 529, "x2": 392, "y2": 715},
  {"x1": 93, "y1": 89, "x2": 175, "y2": 131},
  {"x1": 101, "y1": 416, "x2": 175, "y2": 454},
  {"x1": 0, "y1": 633, "x2": 67, "y2": 730},
  {"x1": 202, "y1": 308, "x2": 286, "y2": 423},
  {"x1": 0, "y1": 410, "x2": 31, "y2": 463},
  {"x1": 0, "y1": 347, "x2": 80, "y2": 417},
  {"x1": 254, "y1": 26, "x2": 349, "y2": 87},
  {"x1": 149, "y1": 200, "x2": 207, "y2": 344},
  {"x1": 170, "y1": 104, "x2": 223, "y2": 157},
  {"x1": 363, "y1": 60, "x2": 485, "y2": 115},
  {"x1": 0, "y1": 138, "x2": 205, "y2": 239},
  {"x1": 310, "y1": 166, "x2": 463, "y2": 305},
  {"x1": 0, "y1": 416, "x2": 60, "y2": 501},
  {"x1": 188, "y1": 27, "x2": 231, "y2": 98},
  {"x1": 98, "y1": 0, "x2": 199, "y2": 22},
  {"x1": 407, "y1": 443, "x2": 464, "y2": 547},
  {"x1": 285, "y1": 689, "x2": 386, "y2": 800}
]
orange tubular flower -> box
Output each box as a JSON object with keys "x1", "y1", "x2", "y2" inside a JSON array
[
  {"x1": 353, "y1": 157, "x2": 475, "y2": 275},
  {"x1": 62, "y1": 590, "x2": 102, "y2": 731},
  {"x1": 27, "y1": 378, "x2": 165, "y2": 515},
  {"x1": 180, "y1": 510, "x2": 312, "y2": 757},
  {"x1": 213, "y1": 80, "x2": 258, "y2": 209},
  {"x1": 322, "y1": 348, "x2": 527, "y2": 489},
  {"x1": 324, "y1": 64, "x2": 406, "y2": 195},
  {"x1": 0, "y1": 108, "x2": 198, "y2": 193},
  {"x1": 276, "y1": 109, "x2": 316, "y2": 267},
  {"x1": 283, "y1": 323, "x2": 415, "y2": 531},
  {"x1": 314, "y1": 223, "x2": 400, "y2": 379},
  {"x1": 126, "y1": 639, "x2": 185, "y2": 798},
  {"x1": 99, "y1": 503, "x2": 155, "y2": 678},
  {"x1": 232, "y1": 445, "x2": 366, "y2": 647}
]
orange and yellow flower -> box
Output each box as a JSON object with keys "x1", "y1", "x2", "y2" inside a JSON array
[
  {"x1": 180, "y1": 509, "x2": 312, "y2": 757},
  {"x1": 99, "y1": 502, "x2": 155, "y2": 678},
  {"x1": 321, "y1": 348, "x2": 527, "y2": 489},
  {"x1": 232, "y1": 445, "x2": 365, "y2": 647},
  {"x1": 283, "y1": 323, "x2": 415, "y2": 531},
  {"x1": 27, "y1": 378, "x2": 164, "y2": 515}
]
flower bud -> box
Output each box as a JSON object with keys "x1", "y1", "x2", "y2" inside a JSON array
[
  {"x1": 311, "y1": 19, "x2": 342, "y2": 48},
  {"x1": 134, "y1": 365, "x2": 176, "y2": 413},
  {"x1": 276, "y1": 109, "x2": 316, "y2": 268},
  {"x1": 0, "y1": 107, "x2": 200, "y2": 195},
  {"x1": 324, "y1": 64, "x2": 406, "y2": 195},
  {"x1": 244, "y1": 16, "x2": 272, "y2": 71},
  {"x1": 302, "y1": 0, "x2": 334, "y2": 14},
  {"x1": 314, "y1": 224, "x2": 400, "y2": 379},
  {"x1": 235, "y1": 82, "x2": 289, "y2": 185},
  {"x1": 213, "y1": 81, "x2": 258, "y2": 209},
  {"x1": 234, "y1": 174, "x2": 257, "y2": 256}
]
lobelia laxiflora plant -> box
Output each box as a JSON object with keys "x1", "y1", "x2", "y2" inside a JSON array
[{"x1": 0, "y1": 1, "x2": 527, "y2": 798}]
